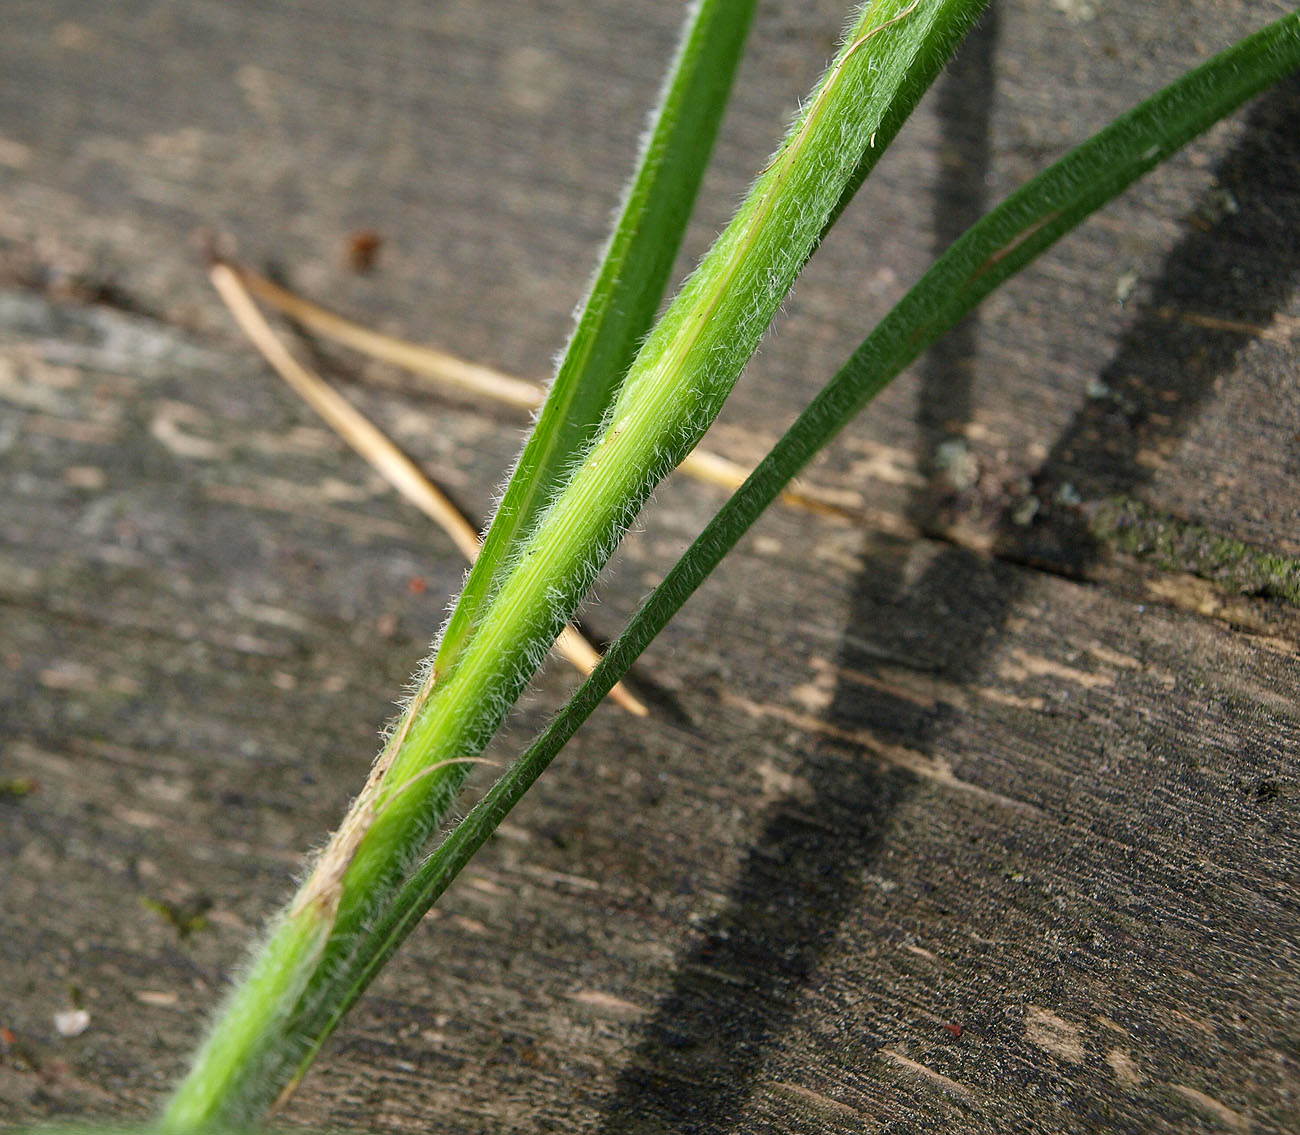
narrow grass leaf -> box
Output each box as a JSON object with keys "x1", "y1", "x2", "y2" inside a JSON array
[
  {"x1": 165, "y1": 3, "x2": 985, "y2": 1123},
  {"x1": 435, "y1": 0, "x2": 760, "y2": 676},
  {"x1": 204, "y1": 0, "x2": 990, "y2": 1106},
  {"x1": 314, "y1": 11, "x2": 1300, "y2": 1059}
]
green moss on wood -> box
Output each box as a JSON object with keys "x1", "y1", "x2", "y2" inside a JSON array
[{"x1": 1092, "y1": 496, "x2": 1300, "y2": 605}]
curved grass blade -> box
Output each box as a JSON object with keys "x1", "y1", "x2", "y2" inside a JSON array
[
  {"x1": 239, "y1": 0, "x2": 996, "y2": 1093},
  {"x1": 434, "y1": 0, "x2": 759, "y2": 677},
  {"x1": 298, "y1": 10, "x2": 1300, "y2": 1065},
  {"x1": 162, "y1": 4, "x2": 990, "y2": 1124}
]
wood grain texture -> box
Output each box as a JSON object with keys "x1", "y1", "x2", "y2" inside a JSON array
[{"x1": 2, "y1": 3, "x2": 1297, "y2": 1133}]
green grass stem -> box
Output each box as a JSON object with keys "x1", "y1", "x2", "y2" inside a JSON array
[
  {"x1": 436, "y1": 0, "x2": 758, "y2": 676},
  {"x1": 161, "y1": 2, "x2": 986, "y2": 1127},
  {"x1": 310, "y1": 9, "x2": 1300, "y2": 1071},
  {"x1": 160, "y1": 5, "x2": 1300, "y2": 1130}
]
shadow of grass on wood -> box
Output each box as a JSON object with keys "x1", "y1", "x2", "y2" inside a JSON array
[{"x1": 595, "y1": 58, "x2": 1300, "y2": 1135}]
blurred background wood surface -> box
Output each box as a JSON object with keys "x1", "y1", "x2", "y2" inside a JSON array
[{"x1": 1, "y1": 2, "x2": 1298, "y2": 1132}]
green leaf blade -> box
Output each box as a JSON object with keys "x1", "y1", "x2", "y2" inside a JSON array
[
  {"x1": 163, "y1": 6, "x2": 990, "y2": 1124},
  {"x1": 245, "y1": 0, "x2": 994, "y2": 1095},
  {"x1": 348, "y1": 9, "x2": 1300, "y2": 1032},
  {"x1": 435, "y1": 0, "x2": 760, "y2": 675},
  {"x1": 164, "y1": 9, "x2": 1298, "y2": 1130}
]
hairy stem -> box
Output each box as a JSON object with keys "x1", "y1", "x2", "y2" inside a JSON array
[
  {"x1": 297, "y1": 7, "x2": 1300, "y2": 1074},
  {"x1": 161, "y1": 2, "x2": 986, "y2": 1127}
]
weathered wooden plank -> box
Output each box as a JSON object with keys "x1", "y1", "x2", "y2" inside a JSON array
[{"x1": 2, "y1": 2, "x2": 1298, "y2": 1134}]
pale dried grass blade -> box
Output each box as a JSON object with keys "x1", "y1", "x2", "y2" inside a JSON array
[
  {"x1": 679, "y1": 447, "x2": 866, "y2": 522},
  {"x1": 230, "y1": 264, "x2": 849, "y2": 521},
  {"x1": 209, "y1": 260, "x2": 647, "y2": 716},
  {"x1": 233, "y1": 264, "x2": 546, "y2": 411}
]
